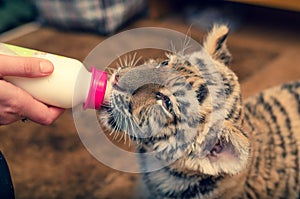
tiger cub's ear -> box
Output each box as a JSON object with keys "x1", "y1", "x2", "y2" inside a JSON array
[{"x1": 203, "y1": 24, "x2": 232, "y2": 65}]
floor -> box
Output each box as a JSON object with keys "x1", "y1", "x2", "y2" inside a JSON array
[{"x1": 0, "y1": 3, "x2": 299, "y2": 199}]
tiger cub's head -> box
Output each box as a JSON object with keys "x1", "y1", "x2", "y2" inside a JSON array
[{"x1": 99, "y1": 25, "x2": 250, "y2": 176}]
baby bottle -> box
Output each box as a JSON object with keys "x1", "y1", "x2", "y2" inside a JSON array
[{"x1": 0, "y1": 43, "x2": 107, "y2": 110}]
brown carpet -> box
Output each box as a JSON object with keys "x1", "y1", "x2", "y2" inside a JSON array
[{"x1": 0, "y1": 6, "x2": 300, "y2": 199}]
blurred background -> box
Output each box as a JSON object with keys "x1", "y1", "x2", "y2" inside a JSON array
[{"x1": 0, "y1": 0, "x2": 299, "y2": 198}]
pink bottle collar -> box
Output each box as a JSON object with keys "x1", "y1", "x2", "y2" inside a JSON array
[{"x1": 83, "y1": 67, "x2": 107, "y2": 110}]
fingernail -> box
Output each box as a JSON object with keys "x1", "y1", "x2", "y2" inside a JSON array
[{"x1": 40, "y1": 61, "x2": 53, "y2": 74}]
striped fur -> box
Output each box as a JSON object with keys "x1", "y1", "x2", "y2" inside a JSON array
[{"x1": 99, "y1": 25, "x2": 300, "y2": 198}]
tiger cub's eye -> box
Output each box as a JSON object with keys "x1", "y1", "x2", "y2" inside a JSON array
[
  {"x1": 156, "y1": 92, "x2": 172, "y2": 111},
  {"x1": 160, "y1": 60, "x2": 169, "y2": 67}
]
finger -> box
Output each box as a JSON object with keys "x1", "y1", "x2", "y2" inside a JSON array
[
  {"x1": 0, "y1": 81, "x2": 21, "y2": 124},
  {"x1": 0, "y1": 80, "x2": 64, "y2": 125},
  {"x1": 21, "y1": 100, "x2": 65, "y2": 125},
  {"x1": 0, "y1": 54, "x2": 54, "y2": 78},
  {"x1": 37, "y1": 107, "x2": 65, "y2": 125},
  {"x1": 0, "y1": 113, "x2": 19, "y2": 125},
  {"x1": 1, "y1": 82, "x2": 64, "y2": 125}
]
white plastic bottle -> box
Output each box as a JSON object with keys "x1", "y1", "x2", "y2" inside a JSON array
[{"x1": 0, "y1": 43, "x2": 107, "y2": 109}]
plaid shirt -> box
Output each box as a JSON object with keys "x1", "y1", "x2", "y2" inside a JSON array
[{"x1": 32, "y1": 0, "x2": 147, "y2": 34}]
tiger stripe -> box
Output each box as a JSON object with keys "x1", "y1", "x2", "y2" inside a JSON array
[
  {"x1": 282, "y1": 83, "x2": 300, "y2": 114},
  {"x1": 273, "y1": 89, "x2": 300, "y2": 193},
  {"x1": 259, "y1": 94, "x2": 287, "y2": 158}
]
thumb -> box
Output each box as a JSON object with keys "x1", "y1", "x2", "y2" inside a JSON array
[{"x1": 0, "y1": 54, "x2": 54, "y2": 78}]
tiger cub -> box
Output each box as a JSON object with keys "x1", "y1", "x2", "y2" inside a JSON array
[{"x1": 99, "y1": 25, "x2": 300, "y2": 198}]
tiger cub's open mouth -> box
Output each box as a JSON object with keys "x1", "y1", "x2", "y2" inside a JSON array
[{"x1": 208, "y1": 135, "x2": 236, "y2": 161}]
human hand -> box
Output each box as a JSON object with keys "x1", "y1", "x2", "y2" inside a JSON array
[{"x1": 0, "y1": 54, "x2": 64, "y2": 125}]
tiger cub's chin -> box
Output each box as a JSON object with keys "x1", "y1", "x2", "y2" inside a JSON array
[{"x1": 179, "y1": 123, "x2": 250, "y2": 176}]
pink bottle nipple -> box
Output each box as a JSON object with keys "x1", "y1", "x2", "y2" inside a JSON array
[{"x1": 83, "y1": 67, "x2": 107, "y2": 110}]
